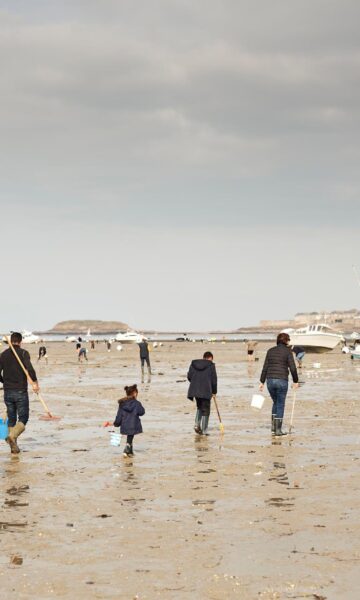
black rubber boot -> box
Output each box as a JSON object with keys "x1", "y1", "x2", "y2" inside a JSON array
[
  {"x1": 194, "y1": 409, "x2": 202, "y2": 434},
  {"x1": 274, "y1": 418, "x2": 287, "y2": 437},
  {"x1": 271, "y1": 414, "x2": 276, "y2": 435},
  {"x1": 123, "y1": 443, "x2": 132, "y2": 457},
  {"x1": 201, "y1": 415, "x2": 209, "y2": 435}
]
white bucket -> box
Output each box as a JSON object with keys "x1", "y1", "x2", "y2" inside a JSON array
[
  {"x1": 251, "y1": 394, "x2": 265, "y2": 410},
  {"x1": 313, "y1": 362, "x2": 321, "y2": 369},
  {"x1": 110, "y1": 432, "x2": 121, "y2": 446}
]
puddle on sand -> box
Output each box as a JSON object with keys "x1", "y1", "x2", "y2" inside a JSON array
[
  {"x1": 0, "y1": 522, "x2": 28, "y2": 531},
  {"x1": 265, "y1": 497, "x2": 295, "y2": 508},
  {"x1": 268, "y1": 462, "x2": 289, "y2": 486},
  {"x1": 4, "y1": 499, "x2": 29, "y2": 508},
  {"x1": 6, "y1": 485, "x2": 30, "y2": 496}
]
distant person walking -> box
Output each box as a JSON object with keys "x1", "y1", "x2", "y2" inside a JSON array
[
  {"x1": 0, "y1": 332, "x2": 39, "y2": 453},
  {"x1": 113, "y1": 384, "x2": 145, "y2": 457},
  {"x1": 138, "y1": 338, "x2": 151, "y2": 383},
  {"x1": 107, "y1": 341, "x2": 112, "y2": 352},
  {"x1": 38, "y1": 346, "x2": 47, "y2": 364},
  {"x1": 245, "y1": 339, "x2": 258, "y2": 362},
  {"x1": 259, "y1": 332, "x2": 299, "y2": 436},
  {"x1": 187, "y1": 351, "x2": 217, "y2": 435}
]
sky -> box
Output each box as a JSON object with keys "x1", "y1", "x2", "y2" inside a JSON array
[{"x1": 0, "y1": 0, "x2": 359, "y2": 332}]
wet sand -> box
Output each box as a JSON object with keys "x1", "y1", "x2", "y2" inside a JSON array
[{"x1": 0, "y1": 341, "x2": 359, "y2": 599}]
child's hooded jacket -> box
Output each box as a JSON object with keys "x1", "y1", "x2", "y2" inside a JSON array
[{"x1": 114, "y1": 398, "x2": 145, "y2": 435}]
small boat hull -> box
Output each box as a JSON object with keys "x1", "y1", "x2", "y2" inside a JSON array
[{"x1": 288, "y1": 333, "x2": 343, "y2": 353}]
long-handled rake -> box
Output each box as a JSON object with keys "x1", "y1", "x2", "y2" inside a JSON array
[
  {"x1": 289, "y1": 389, "x2": 297, "y2": 434},
  {"x1": 213, "y1": 395, "x2": 224, "y2": 433},
  {"x1": 6, "y1": 336, "x2": 61, "y2": 421}
]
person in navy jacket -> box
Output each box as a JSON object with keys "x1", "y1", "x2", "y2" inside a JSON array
[
  {"x1": 187, "y1": 351, "x2": 217, "y2": 435},
  {"x1": 113, "y1": 384, "x2": 145, "y2": 457}
]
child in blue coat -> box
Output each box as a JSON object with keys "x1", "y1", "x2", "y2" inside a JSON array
[{"x1": 113, "y1": 384, "x2": 145, "y2": 457}]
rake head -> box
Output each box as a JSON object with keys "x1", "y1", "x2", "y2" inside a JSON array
[{"x1": 39, "y1": 414, "x2": 61, "y2": 421}]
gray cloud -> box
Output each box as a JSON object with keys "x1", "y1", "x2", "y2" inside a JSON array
[{"x1": 0, "y1": 1, "x2": 359, "y2": 329}]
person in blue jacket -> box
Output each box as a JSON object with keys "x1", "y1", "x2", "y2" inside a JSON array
[
  {"x1": 187, "y1": 351, "x2": 217, "y2": 435},
  {"x1": 113, "y1": 384, "x2": 145, "y2": 457}
]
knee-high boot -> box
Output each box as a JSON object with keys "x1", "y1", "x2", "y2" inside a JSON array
[
  {"x1": 271, "y1": 414, "x2": 276, "y2": 435},
  {"x1": 6, "y1": 422, "x2": 25, "y2": 454},
  {"x1": 274, "y1": 418, "x2": 287, "y2": 437},
  {"x1": 201, "y1": 415, "x2": 209, "y2": 435},
  {"x1": 194, "y1": 409, "x2": 202, "y2": 434}
]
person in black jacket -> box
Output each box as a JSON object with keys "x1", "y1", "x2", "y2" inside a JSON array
[
  {"x1": 113, "y1": 384, "x2": 145, "y2": 457},
  {"x1": 138, "y1": 338, "x2": 151, "y2": 383},
  {"x1": 259, "y1": 332, "x2": 299, "y2": 436},
  {"x1": 0, "y1": 332, "x2": 39, "y2": 453},
  {"x1": 187, "y1": 351, "x2": 217, "y2": 435}
]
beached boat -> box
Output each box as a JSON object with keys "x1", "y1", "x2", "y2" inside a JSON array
[
  {"x1": 282, "y1": 324, "x2": 344, "y2": 353},
  {"x1": 2, "y1": 330, "x2": 40, "y2": 344},
  {"x1": 115, "y1": 330, "x2": 143, "y2": 343}
]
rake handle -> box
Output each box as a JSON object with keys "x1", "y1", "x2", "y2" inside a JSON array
[
  {"x1": 213, "y1": 395, "x2": 222, "y2": 424},
  {"x1": 289, "y1": 389, "x2": 297, "y2": 433},
  {"x1": 6, "y1": 336, "x2": 52, "y2": 418}
]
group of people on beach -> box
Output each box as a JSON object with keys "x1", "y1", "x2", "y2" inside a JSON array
[{"x1": 0, "y1": 330, "x2": 299, "y2": 456}]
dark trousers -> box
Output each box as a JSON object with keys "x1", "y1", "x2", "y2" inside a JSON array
[
  {"x1": 4, "y1": 389, "x2": 30, "y2": 427},
  {"x1": 126, "y1": 434, "x2": 134, "y2": 445},
  {"x1": 196, "y1": 397, "x2": 211, "y2": 417},
  {"x1": 267, "y1": 378, "x2": 288, "y2": 419},
  {"x1": 141, "y1": 357, "x2": 150, "y2": 367}
]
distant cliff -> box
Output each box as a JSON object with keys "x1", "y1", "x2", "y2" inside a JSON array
[{"x1": 49, "y1": 320, "x2": 131, "y2": 334}]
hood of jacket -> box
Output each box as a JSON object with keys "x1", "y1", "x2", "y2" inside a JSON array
[
  {"x1": 191, "y1": 359, "x2": 213, "y2": 372},
  {"x1": 119, "y1": 398, "x2": 138, "y2": 413}
]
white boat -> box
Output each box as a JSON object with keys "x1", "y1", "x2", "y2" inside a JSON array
[
  {"x1": 283, "y1": 324, "x2": 344, "y2": 353},
  {"x1": 2, "y1": 330, "x2": 40, "y2": 344},
  {"x1": 115, "y1": 330, "x2": 144, "y2": 343},
  {"x1": 21, "y1": 330, "x2": 40, "y2": 344},
  {"x1": 65, "y1": 335, "x2": 78, "y2": 343}
]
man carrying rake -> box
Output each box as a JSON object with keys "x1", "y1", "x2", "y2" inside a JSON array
[{"x1": 0, "y1": 332, "x2": 39, "y2": 453}]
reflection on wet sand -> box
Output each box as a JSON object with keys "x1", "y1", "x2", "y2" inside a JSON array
[{"x1": 0, "y1": 341, "x2": 358, "y2": 598}]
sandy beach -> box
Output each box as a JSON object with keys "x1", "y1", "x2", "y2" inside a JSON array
[{"x1": 0, "y1": 341, "x2": 359, "y2": 599}]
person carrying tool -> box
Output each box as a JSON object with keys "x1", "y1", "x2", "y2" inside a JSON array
[
  {"x1": 0, "y1": 332, "x2": 39, "y2": 453},
  {"x1": 138, "y1": 338, "x2": 151, "y2": 383},
  {"x1": 187, "y1": 351, "x2": 217, "y2": 435},
  {"x1": 259, "y1": 332, "x2": 299, "y2": 436}
]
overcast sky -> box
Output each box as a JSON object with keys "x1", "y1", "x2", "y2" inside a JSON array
[{"x1": 0, "y1": 1, "x2": 359, "y2": 332}]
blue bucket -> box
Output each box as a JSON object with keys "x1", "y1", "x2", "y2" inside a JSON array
[{"x1": 0, "y1": 418, "x2": 8, "y2": 440}]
